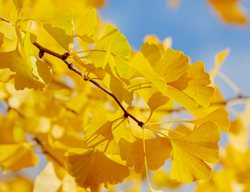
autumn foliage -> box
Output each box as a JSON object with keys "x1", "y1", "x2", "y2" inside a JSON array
[{"x1": 0, "y1": 0, "x2": 249, "y2": 192}]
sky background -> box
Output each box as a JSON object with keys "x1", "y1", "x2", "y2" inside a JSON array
[
  {"x1": 99, "y1": 1, "x2": 250, "y2": 191},
  {"x1": 99, "y1": 0, "x2": 250, "y2": 99}
]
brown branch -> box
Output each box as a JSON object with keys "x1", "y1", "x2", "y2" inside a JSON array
[
  {"x1": 139, "y1": 95, "x2": 250, "y2": 114},
  {"x1": 34, "y1": 137, "x2": 65, "y2": 168},
  {"x1": 32, "y1": 42, "x2": 144, "y2": 127},
  {"x1": 0, "y1": 16, "x2": 13, "y2": 25}
]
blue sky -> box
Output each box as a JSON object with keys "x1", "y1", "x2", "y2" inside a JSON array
[{"x1": 99, "y1": 0, "x2": 250, "y2": 98}]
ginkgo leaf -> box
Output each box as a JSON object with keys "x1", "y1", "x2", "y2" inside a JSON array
[
  {"x1": 86, "y1": 0, "x2": 105, "y2": 8},
  {"x1": 84, "y1": 121, "x2": 120, "y2": 154},
  {"x1": 43, "y1": 11, "x2": 73, "y2": 50},
  {"x1": 165, "y1": 85, "x2": 199, "y2": 109},
  {"x1": 170, "y1": 121, "x2": 220, "y2": 183},
  {"x1": 153, "y1": 170, "x2": 180, "y2": 189},
  {"x1": 195, "y1": 169, "x2": 237, "y2": 192},
  {"x1": 0, "y1": 22, "x2": 17, "y2": 52},
  {"x1": 209, "y1": 0, "x2": 248, "y2": 24},
  {"x1": 0, "y1": 31, "x2": 3, "y2": 47},
  {"x1": 74, "y1": 8, "x2": 98, "y2": 41},
  {"x1": 109, "y1": 75, "x2": 133, "y2": 105},
  {"x1": 183, "y1": 61, "x2": 214, "y2": 107},
  {"x1": 0, "y1": 176, "x2": 33, "y2": 192},
  {"x1": 141, "y1": 42, "x2": 162, "y2": 65},
  {"x1": 210, "y1": 48, "x2": 230, "y2": 84},
  {"x1": 67, "y1": 149, "x2": 129, "y2": 190},
  {"x1": 119, "y1": 137, "x2": 172, "y2": 173},
  {"x1": 129, "y1": 52, "x2": 167, "y2": 94},
  {"x1": 34, "y1": 162, "x2": 61, "y2": 192},
  {"x1": 0, "y1": 32, "x2": 52, "y2": 90},
  {"x1": 193, "y1": 107, "x2": 230, "y2": 131},
  {"x1": 0, "y1": 143, "x2": 38, "y2": 172},
  {"x1": 147, "y1": 92, "x2": 169, "y2": 110},
  {"x1": 155, "y1": 48, "x2": 189, "y2": 83},
  {"x1": 229, "y1": 118, "x2": 248, "y2": 151},
  {"x1": 0, "y1": 68, "x2": 14, "y2": 82},
  {"x1": 168, "y1": 61, "x2": 214, "y2": 109},
  {"x1": 0, "y1": 110, "x2": 25, "y2": 144},
  {"x1": 85, "y1": 24, "x2": 131, "y2": 77}
]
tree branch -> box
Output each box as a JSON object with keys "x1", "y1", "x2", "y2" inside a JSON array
[
  {"x1": 138, "y1": 95, "x2": 250, "y2": 114},
  {"x1": 32, "y1": 42, "x2": 144, "y2": 127}
]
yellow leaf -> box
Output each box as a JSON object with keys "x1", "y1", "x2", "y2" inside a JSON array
[
  {"x1": 0, "y1": 32, "x2": 52, "y2": 90},
  {"x1": 166, "y1": 85, "x2": 199, "y2": 110},
  {"x1": 147, "y1": 92, "x2": 169, "y2": 110},
  {"x1": 194, "y1": 107, "x2": 230, "y2": 131},
  {"x1": 229, "y1": 118, "x2": 248, "y2": 152},
  {"x1": 67, "y1": 150, "x2": 129, "y2": 190},
  {"x1": 167, "y1": 0, "x2": 181, "y2": 9},
  {"x1": 141, "y1": 42, "x2": 162, "y2": 65},
  {"x1": 0, "y1": 143, "x2": 38, "y2": 172},
  {"x1": 129, "y1": 52, "x2": 168, "y2": 94},
  {"x1": 153, "y1": 170, "x2": 180, "y2": 189},
  {"x1": 85, "y1": 24, "x2": 131, "y2": 76},
  {"x1": 0, "y1": 68, "x2": 14, "y2": 82},
  {"x1": 109, "y1": 75, "x2": 133, "y2": 105},
  {"x1": 155, "y1": 48, "x2": 189, "y2": 83},
  {"x1": 0, "y1": 176, "x2": 33, "y2": 192},
  {"x1": 209, "y1": 0, "x2": 248, "y2": 24},
  {"x1": 86, "y1": 0, "x2": 105, "y2": 8},
  {"x1": 0, "y1": 110, "x2": 25, "y2": 144},
  {"x1": 170, "y1": 122, "x2": 220, "y2": 183},
  {"x1": 85, "y1": 121, "x2": 120, "y2": 154},
  {"x1": 43, "y1": 11, "x2": 73, "y2": 50},
  {"x1": 0, "y1": 22, "x2": 17, "y2": 52},
  {"x1": 74, "y1": 8, "x2": 98, "y2": 41},
  {"x1": 34, "y1": 162, "x2": 61, "y2": 192},
  {"x1": 183, "y1": 61, "x2": 214, "y2": 107},
  {"x1": 210, "y1": 48, "x2": 230, "y2": 84},
  {"x1": 119, "y1": 137, "x2": 172, "y2": 173},
  {"x1": 0, "y1": 31, "x2": 3, "y2": 47}
]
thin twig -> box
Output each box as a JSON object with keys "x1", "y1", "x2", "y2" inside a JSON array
[
  {"x1": 33, "y1": 137, "x2": 65, "y2": 167},
  {"x1": 32, "y1": 42, "x2": 144, "y2": 127},
  {"x1": 138, "y1": 95, "x2": 250, "y2": 114}
]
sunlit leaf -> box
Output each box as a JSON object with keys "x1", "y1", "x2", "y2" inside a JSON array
[
  {"x1": 119, "y1": 137, "x2": 172, "y2": 173},
  {"x1": 0, "y1": 32, "x2": 52, "y2": 90},
  {"x1": 74, "y1": 8, "x2": 98, "y2": 41},
  {"x1": 155, "y1": 48, "x2": 189, "y2": 83},
  {"x1": 210, "y1": 48, "x2": 230, "y2": 84},
  {"x1": 170, "y1": 122, "x2": 220, "y2": 183},
  {"x1": 129, "y1": 52, "x2": 167, "y2": 94},
  {"x1": 0, "y1": 143, "x2": 38, "y2": 172},
  {"x1": 85, "y1": 121, "x2": 120, "y2": 154},
  {"x1": 209, "y1": 0, "x2": 248, "y2": 24},
  {"x1": 67, "y1": 149, "x2": 129, "y2": 190}
]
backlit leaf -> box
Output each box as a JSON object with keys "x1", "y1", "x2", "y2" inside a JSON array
[
  {"x1": 74, "y1": 8, "x2": 98, "y2": 41},
  {"x1": 67, "y1": 149, "x2": 129, "y2": 190},
  {"x1": 209, "y1": 0, "x2": 248, "y2": 24},
  {"x1": 119, "y1": 137, "x2": 172, "y2": 173},
  {"x1": 0, "y1": 143, "x2": 38, "y2": 172},
  {"x1": 210, "y1": 48, "x2": 230, "y2": 84},
  {"x1": 0, "y1": 32, "x2": 52, "y2": 90},
  {"x1": 129, "y1": 52, "x2": 167, "y2": 94},
  {"x1": 85, "y1": 24, "x2": 131, "y2": 77},
  {"x1": 170, "y1": 122, "x2": 220, "y2": 183}
]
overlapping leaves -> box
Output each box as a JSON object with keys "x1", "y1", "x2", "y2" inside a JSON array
[{"x1": 0, "y1": 1, "x2": 232, "y2": 192}]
